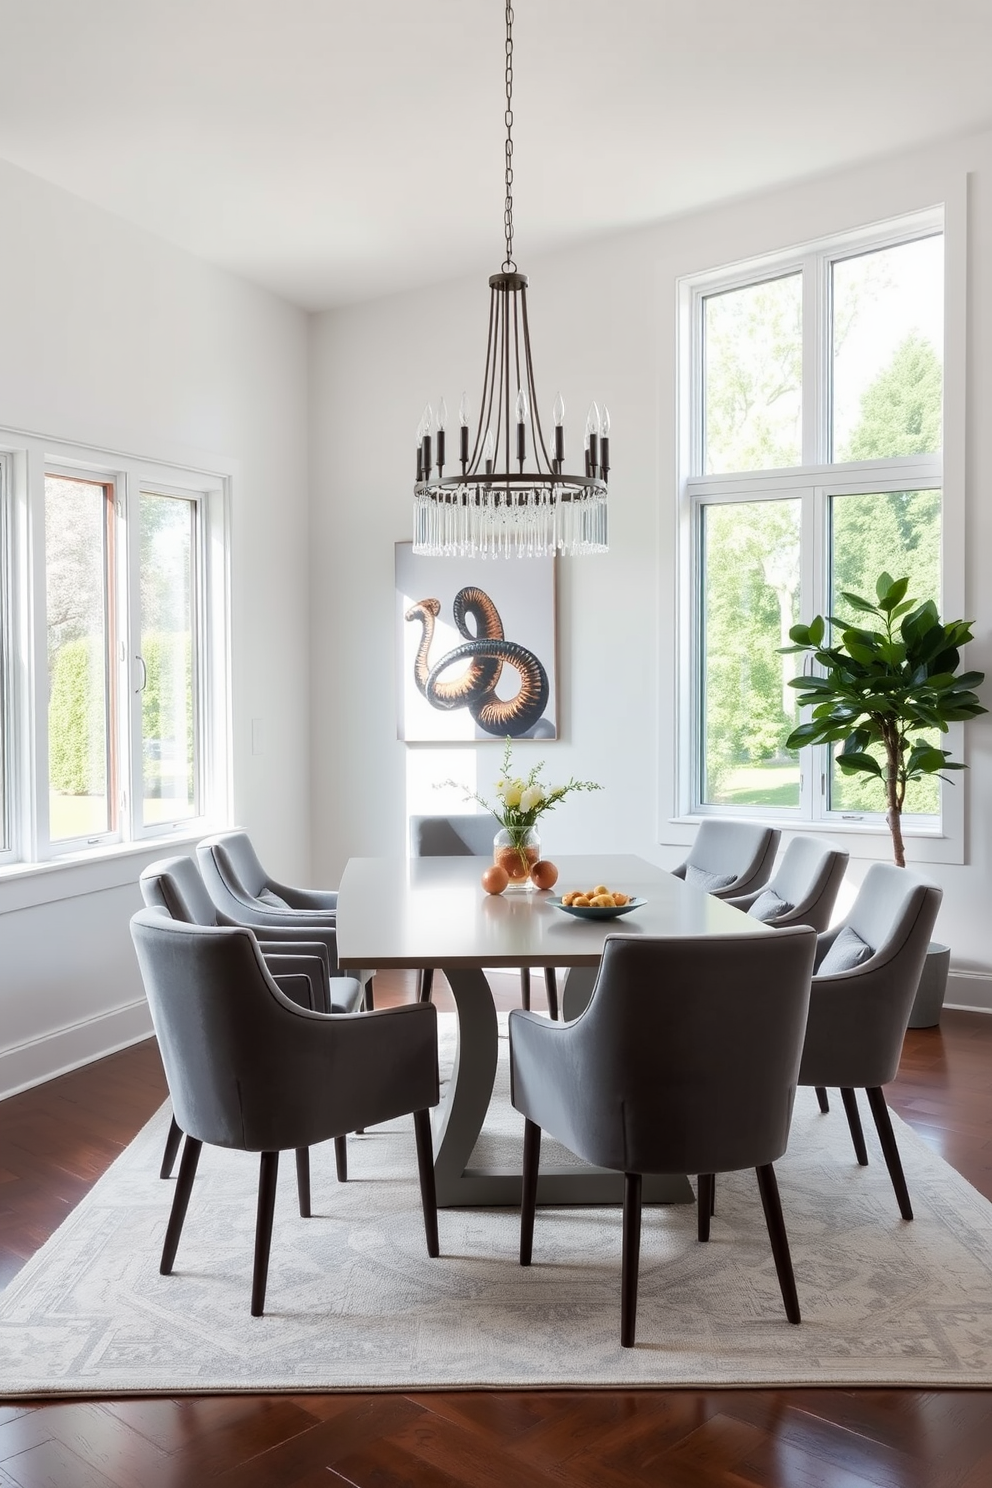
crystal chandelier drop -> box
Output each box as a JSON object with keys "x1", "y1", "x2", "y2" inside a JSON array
[{"x1": 412, "y1": 2, "x2": 609, "y2": 558}]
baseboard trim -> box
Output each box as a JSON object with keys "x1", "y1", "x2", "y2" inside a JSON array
[
  {"x1": 0, "y1": 998, "x2": 154, "y2": 1102},
  {"x1": 944, "y1": 969, "x2": 992, "y2": 1016}
]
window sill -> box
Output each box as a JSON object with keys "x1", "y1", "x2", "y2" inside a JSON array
[
  {"x1": 663, "y1": 815, "x2": 962, "y2": 866},
  {"x1": 0, "y1": 826, "x2": 222, "y2": 915}
]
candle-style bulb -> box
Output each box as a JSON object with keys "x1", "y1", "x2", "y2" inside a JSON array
[
  {"x1": 422, "y1": 404, "x2": 433, "y2": 433},
  {"x1": 552, "y1": 391, "x2": 565, "y2": 427},
  {"x1": 459, "y1": 391, "x2": 470, "y2": 427},
  {"x1": 515, "y1": 388, "x2": 529, "y2": 424},
  {"x1": 436, "y1": 398, "x2": 447, "y2": 431},
  {"x1": 587, "y1": 401, "x2": 601, "y2": 436},
  {"x1": 601, "y1": 405, "x2": 611, "y2": 436},
  {"x1": 483, "y1": 431, "x2": 495, "y2": 462}
]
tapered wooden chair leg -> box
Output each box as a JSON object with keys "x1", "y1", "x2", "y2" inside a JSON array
[
  {"x1": 840, "y1": 1087, "x2": 869, "y2": 1165},
  {"x1": 697, "y1": 1173, "x2": 714, "y2": 1241},
  {"x1": 251, "y1": 1151, "x2": 279, "y2": 1317},
  {"x1": 621, "y1": 1172, "x2": 643, "y2": 1348},
  {"x1": 520, "y1": 968, "x2": 531, "y2": 1011},
  {"x1": 544, "y1": 967, "x2": 559, "y2": 1021},
  {"x1": 419, "y1": 968, "x2": 434, "y2": 1004},
  {"x1": 160, "y1": 1136, "x2": 202, "y2": 1274},
  {"x1": 413, "y1": 1108, "x2": 439, "y2": 1258},
  {"x1": 756, "y1": 1163, "x2": 800, "y2": 1324},
  {"x1": 295, "y1": 1147, "x2": 311, "y2": 1217},
  {"x1": 520, "y1": 1119, "x2": 542, "y2": 1265},
  {"x1": 866, "y1": 1086, "x2": 913, "y2": 1220},
  {"x1": 160, "y1": 1115, "x2": 183, "y2": 1180},
  {"x1": 334, "y1": 1135, "x2": 348, "y2": 1182},
  {"x1": 815, "y1": 1087, "x2": 830, "y2": 1113}
]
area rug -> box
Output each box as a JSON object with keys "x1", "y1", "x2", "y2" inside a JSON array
[{"x1": 3, "y1": 1015, "x2": 992, "y2": 1396}]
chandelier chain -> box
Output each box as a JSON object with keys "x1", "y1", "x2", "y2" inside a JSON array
[{"x1": 503, "y1": 1, "x2": 515, "y2": 271}]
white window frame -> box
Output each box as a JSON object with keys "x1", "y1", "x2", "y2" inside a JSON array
[
  {"x1": 674, "y1": 204, "x2": 969, "y2": 864},
  {"x1": 0, "y1": 429, "x2": 232, "y2": 871}
]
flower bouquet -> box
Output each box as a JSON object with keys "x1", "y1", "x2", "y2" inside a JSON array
[{"x1": 445, "y1": 740, "x2": 602, "y2": 887}]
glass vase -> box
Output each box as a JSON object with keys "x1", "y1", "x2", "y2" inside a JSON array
[{"x1": 493, "y1": 825, "x2": 541, "y2": 889}]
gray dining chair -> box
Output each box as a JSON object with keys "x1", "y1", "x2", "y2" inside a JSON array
[
  {"x1": 671, "y1": 820, "x2": 780, "y2": 898},
  {"x1": 411, "y1": 814, "x2": 559, "y2": 1019},
  {"x1": 130, "y1": 907, "x2": 440, "y2": 1316},
  {"x1": 196, "y1": 830, "x2": 374, "y2": 1009},
  {"x1": 510, "y1": 924, "x2": 817, "y2": 1346},
  {"x1": 800, "y1": 862, "x2": 942, "y2": 1221},
  {"x1": 726, "y1": 835, "x2": 849, "y2": 932},
  {"x1": 140, "y1": 854, "x2": 364, "y2": 1183}
]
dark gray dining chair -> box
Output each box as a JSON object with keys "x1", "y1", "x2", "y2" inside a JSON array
[
  {"x1": 800, "y1": 863, "x2": 942, "y2": 1220},
  {"x1": 671, "y1": 820, "x2": 780, "y2": 898},
  {"x1": 140, "y1": 855, "x2": 364, "y2": 1183},
  {"x1": 726, "y1": 835, "x2": 849, "y2": 931},
  {"x1": 411, "y1": 814, "x2": 559, "y2": 1019},
  {"x1": 196, "y1": 830, "x2": 374, "y2": 1009},
  {"x1": 510, "y1": 925, "x2": 817, "y2": 1346},
  {"x1": 130, "y1": 907, "x2": 440, "y2": 1316}
]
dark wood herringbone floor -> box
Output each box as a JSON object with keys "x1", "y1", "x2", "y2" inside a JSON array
[{"x1": 2, "y1": 969, "x2": 992, "y2": 1486}]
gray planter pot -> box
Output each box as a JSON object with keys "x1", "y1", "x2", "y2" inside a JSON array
[{"x1": 908, "y1": 942, "x2": 951, "y2": 1029}]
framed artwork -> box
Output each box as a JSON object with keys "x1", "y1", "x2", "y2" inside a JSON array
[{"x1": 395, "y1": 542, "x2": 558, "y2": 742}]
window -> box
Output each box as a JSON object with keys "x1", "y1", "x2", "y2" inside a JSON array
[
  {"x1": 0, "y1": 434, "x2": 229, "y2": 866},
  {"x1": 679, "y1": 211, "x2": 946, "y2": 837}
]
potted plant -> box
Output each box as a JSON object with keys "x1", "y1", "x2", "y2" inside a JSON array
[{"x1": 781, "y1": 571, "x2": 986, "y2": 1023}]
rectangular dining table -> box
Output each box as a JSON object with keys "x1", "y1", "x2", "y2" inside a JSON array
[{"x1": 336, "y1": 852, "x2": 771, "y2": 1209}]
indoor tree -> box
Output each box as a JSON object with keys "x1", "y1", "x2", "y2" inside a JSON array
[{"x1": 781, "y1": 573, "x2": 986, "y2": 866}]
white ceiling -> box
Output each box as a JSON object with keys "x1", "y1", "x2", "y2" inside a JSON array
[{"x1": 1, "y1": 0, "x2": 990, "y2": 311}]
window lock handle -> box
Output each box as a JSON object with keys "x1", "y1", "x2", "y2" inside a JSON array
[{"x1": 135, "y1": 655, "x2": 147, "y2": 693}]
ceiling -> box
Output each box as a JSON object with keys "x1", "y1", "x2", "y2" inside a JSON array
[{"x1": 0, "y1": 0, "x2": 990, "y2": 311}]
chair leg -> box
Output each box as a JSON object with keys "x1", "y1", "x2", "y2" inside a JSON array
[
  {"x1": 697, "y1": 1174, "x2": 714, "y2": 1241},
  {"x1": 334, "y1": 1135, "x2": 348, "y2": 1182},
  {"x1": 520, "y1": 1119, "x2": 542, "y2": 1265},
  {"x1": 363, "y1": 977, "x2": 374, "y2": 1010},
  {"x1": 252, "y1": 1151, "x2": 280, "y2": 1317},
  {"x1": 621, "y1": 1172, "x2": 643, "y2": 1348},
  {"x1": 160, "y1": 1115, "x2": 183, "y2": 1180},
  {"x1": 544, "y1": 967, "x2": 559, "y2": 1021},
  {"x1": 419, "y1": 968, "x2": 434, "y2": 1004},
  {"x1": 815, "y1": 1086, "x2": 830, "y2": 1113},
  {"x1": 295, "y1": 1147, "x2": 311, "y2": 1217},
  {"x1": 840, "y1": 1087, "x2": 869, "y2": 1166},
  {"x1": 755, "y1": 1163, "x2": 800, "y2": 1324},
  {"x1": 413, "y1": 1108, "x2": 439, "y2": 1258},
  {"x1": 160, "y1": 1136, "x2": 202, "y2": 1274},
  {"x1": 519, "y1": 968, "x2": 531, "y2": 1011},
  {"x1": 866, "y1": 1086, "x2": 913, "y2": 1221}
]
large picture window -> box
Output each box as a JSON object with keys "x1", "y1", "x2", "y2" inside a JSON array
[
  {"x1": 680, "y1": 212, "x2": 945, "y2": 835},
  {"x1": 0, "y1": 435, "x2": 229, "y2": 866}
]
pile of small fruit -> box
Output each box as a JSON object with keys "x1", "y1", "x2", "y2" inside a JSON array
[{"x1": 561, "y1": 885, "x2": 631, "y2": 907}]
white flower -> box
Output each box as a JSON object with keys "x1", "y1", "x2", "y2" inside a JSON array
[
  {"x1": 519, "y1": 784, "x2": 546, "y2": 814},
  {"x1": 501, "y1": 779, "x2": 524, "y2": 808}
]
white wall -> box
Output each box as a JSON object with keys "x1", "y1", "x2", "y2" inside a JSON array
[
  {"x1": 310, "y1": 129, "x2": 992, "y2": 1009},
  {"x1": 0, "y1": 156, "x2": 312, "y2": 1097}
]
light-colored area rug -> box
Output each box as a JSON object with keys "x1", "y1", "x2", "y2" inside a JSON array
[{"x1": 3, "y1": 1014, "x2": 992, "y2": 1396}]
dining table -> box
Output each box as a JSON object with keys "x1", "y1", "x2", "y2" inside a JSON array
[{"x1": 335, "y1": 852, "x2": 771, "y2": 1209}]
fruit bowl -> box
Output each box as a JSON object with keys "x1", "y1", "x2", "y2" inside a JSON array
[{"x1": 549, "y1": 896, "x2": 646, "y2": 920}]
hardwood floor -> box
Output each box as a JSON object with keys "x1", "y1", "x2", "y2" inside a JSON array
[{"x1": 2, "y1": 970, "x2": 992, "y2": 1486}]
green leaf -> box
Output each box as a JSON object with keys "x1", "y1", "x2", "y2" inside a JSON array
[
  {"x1": 840, "y1": 591, "x2": 881, "y2": 615},
  {"x1": 875, "y1": 572, "x2": 896, "y2": 602},
  {"x1": 836, "y1": 753, "x2": 883, "y2": 776},
  {"x1": 787, "y1": 623, "x2": 812, "y2": 646},
  {"x1": 877, "y1": 575, "x2": 910, "y2": 611}
]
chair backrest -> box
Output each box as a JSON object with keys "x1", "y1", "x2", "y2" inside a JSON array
[
  {"x1": 130, "y1": 908, "x2": 325, "y2": 1152},
  {"x1": 139, "y1": 855, "x2": 220, "y2": 926},
  {"x1": 766, "y1": 835, "x2": 849, "y2": 932},
  {"x1": 411, "y1": 814, "x2": 495, "y2": 858},
  {"x1": 196, "y1": 831, "x2": 272, "y2": 918},
  {"x1": 542, "y1": 925, "x2": 816, "y2": 1177},
  {"x1": 837, "y1": 862, "x2": 941, "y2": 972},
  {"x1": 684, "y1": 819, "x2": 780, "y2": 895}
]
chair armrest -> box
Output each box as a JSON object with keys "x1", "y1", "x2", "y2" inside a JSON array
[
  {"x1": 724, "y1": 889, "x2": 761, "y2": 912},
  {"x1": 267, "y1": 878, "x2": 338, "y2": 913},
  {"x1": 267, "y1": 966, "x2": 319, "y2": 1010},
  {"x1": 260, "y1": 948, "x2": 330, "y2": 1011}
]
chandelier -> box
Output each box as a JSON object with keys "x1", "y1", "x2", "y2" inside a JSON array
[{"x1": 412, "y1": 2, "x2": 609, "y2": 558}]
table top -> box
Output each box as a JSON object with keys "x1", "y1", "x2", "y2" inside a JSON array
[{"x1": 336, "y1": 853, "x2": 770, "y2": 971}]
